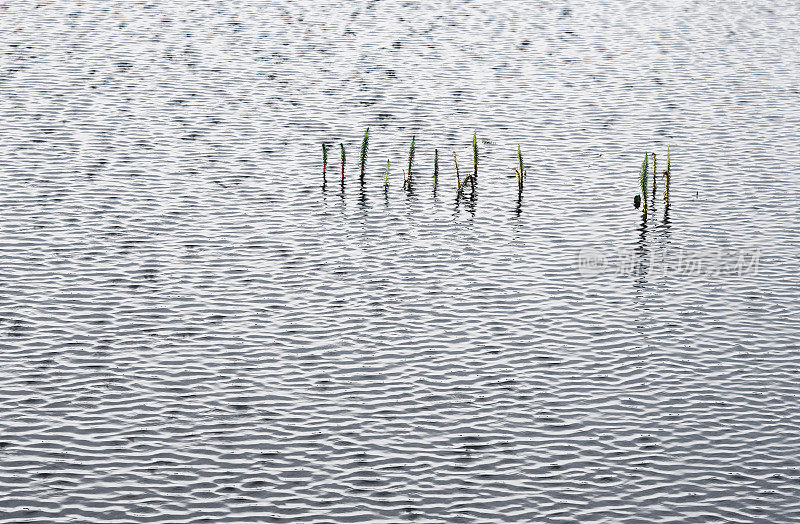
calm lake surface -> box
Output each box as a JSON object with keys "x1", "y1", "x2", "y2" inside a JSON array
[{"x1": 2, "y1": 0, "x2": 800, "y2": 522}]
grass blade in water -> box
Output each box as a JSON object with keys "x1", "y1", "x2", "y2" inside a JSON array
[
  {"x1": 472, "y1": 129, "x2": 478, "y2": 178},
  {"x1": 639, "y1": 152, "x2": 649, "y2": 213},
  {"x1": 651, "y1": 152, "x2": 657, "y2": 202},
  {"x1": 322, "y1": 143, "x2": 328, "y2": 179},
  {"x1": 359, "y1": 128, "x2": 369, "y2": 182},
  {"x1": 406, "y1": 136, "x2": 415, "y2": 189},
  {"x1": 340, "y1": 143, "x2": 346, "y2": 182},
  {"x1": 434, "y1": 149, "x2": 439, "y2": 185},
  {"x1": 453, "y1": 151, "x2": 460, "y2": 190},
  {"x1": 664, "y1": 145, "x2": 671, "y2": 207}
]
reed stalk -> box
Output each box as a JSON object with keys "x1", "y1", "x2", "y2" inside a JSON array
[
  {"x1": 322, "y1": 143, "x2": 328, "y2": 178},
  {"x1": 664, "y1": 146, "x2": 671, "y2": 207},
  {"x1": 472, "y1": 130, "x2": 478, "y2": 178},
  {"x1": 651, "y1": 152, "x2": 657, "y2": 201},
  {"x1": 513, "y1": 145, "x2": 526, "y2": 193},
  {"x1": 384, "y1": 159, "x2": 390, "y2": 188},
  {"x1": 457, "y1": 174, "x2": 470, "y2": 195},
  {"x1": 359, "y1": 128, "x2": 369, "y2": 182},
  {"x1": 453, "y1": 151, "x2": 460, "y2": 189},
  {"x1": 433, "y1": 149, "x2": 439, "y2": 185},
  {"x1": 405, "y1": 136, "x2": 415, "y2": 189},
  {"x1": 340, "y1": 143, "x2": 346, "y2": 181},
  {"x1": 455, "y1": 153, "x2": 473, "y2": 196},
  {"x1": 639, "y1": 152, "x2": 649, "y2": 214},
  {"x1": 667, "y1": 145, "x2": 670, "y2": 173}
]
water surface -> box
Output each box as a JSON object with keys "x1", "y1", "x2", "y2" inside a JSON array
[{"x1": 1, "y1": 0, "x2": 800, "y2": 522}]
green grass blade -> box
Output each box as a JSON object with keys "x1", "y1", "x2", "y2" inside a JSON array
[
  {"x1": 322, "y1": 143, "x2": 328, "y2": 177},
  {"x1": 640, "y1": 152, "x2": 648, "y2": 212},
  {"x1": 406, "y1": 136, "x2": 415, "y2": 188},
  {"x1": 472, "y1": 130, "x2": 478, "y2": 177},
  {"x1": 340, "y1": 143, "x2": 346, "y2": 180},
  {"x1": 453, "y1": 151, "x2": 460, "y2": 189},
  {"x1": 359, "y1": 128, "x2": 369, "y2": 181},
  {"x1": 664, "y1": 146, "x2": 671, "y2": 207},
  {"x1": 434, "y1": 149, "x2": 439, "y2": 183}
]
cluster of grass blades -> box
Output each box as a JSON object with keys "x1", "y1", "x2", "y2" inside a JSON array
[
  {"x1": 634, "y1": 147, "x2": 671, "y2": 213},
  {"x1": 324, "y1": 134, "x2": 677, "y2": 221},
  {"x1": 322, "y1": 131, "x2": 537, "y2": 199}
]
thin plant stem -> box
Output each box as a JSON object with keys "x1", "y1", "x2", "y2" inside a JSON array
[
  {"x1": 651, "y1": 152, "x2": 657, "y2": 202},
  {"x1": 453, "y1": 151, "x2": 460, "y2": 190},
  {"x1": 667, "y1": 146, "x2": 671, "y2": 173},
  {"x1": 433, "y1": 149, "x2": 439, "y2": 186},
  {"x1": 515, "y1": 145, "x2": 525, "y2": 193},
  {"x1": 406, "y1": 136, "x2": 415, "y2": 189},
  {"x1": 340, "y1": 143, "x2": 346, "y2": 181},
  {"x1": 322, "y1": 143, "x2": 328, "y2": 179},
  {"x1": 664, "y1": 146, "x2": 671, "y2": 207},
  {"x1": 640, "y1": 152, "x2": 649, "y2": 215},
  {"x1": 472, "y1": 130, "x2": 478, "y2": 179},
  {"x1": 359, "y1": 128, "x2": 369, "y2": 182}
]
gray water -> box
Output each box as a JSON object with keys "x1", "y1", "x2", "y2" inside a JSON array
[{"x1": 2, "y1": 1, "x2": 800, "y2": 522}]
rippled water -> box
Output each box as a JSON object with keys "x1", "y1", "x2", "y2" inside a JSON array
[{"x1": 2, "y1": 0, "x2": 800, "y2": 522}]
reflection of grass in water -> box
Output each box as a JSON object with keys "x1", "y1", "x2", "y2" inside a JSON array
[
  {"x1": 513, "y1": 145, "x2": 526, "y2": 193},
  {"x1": 340, "y1": 143, "x2": 346, "y2": 181},
  {"x1": 322, "y1": 143, "x2": 328, "y2": 178},
  {"x1": 359, "y1": 128, "x2": 369, "y2": 182}
]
